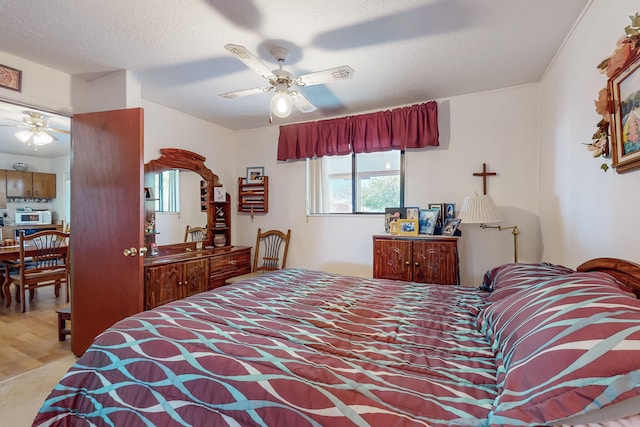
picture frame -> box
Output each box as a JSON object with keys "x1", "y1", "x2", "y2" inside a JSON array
[
  {"x1": 405, "y1": 207, "x2": 419, "y2": 220},
  {"x1": 609, "y1": 52, "x2": 640, "y2": 173},
  {"x1": 442, "y1": 218, "x2": 461, "y2": 236},
  {"x1": 428, "y1": 203, "x2": 444, "y2": 230},
  {"x1": 384, "y1": 207, "x2": 405, "y2": 233},
  {"x1": 444, "y1": 203, "x2": 456, "y2": 219},
  {"x1": 397, "y1": 219, "x2": 419, "y2": 236},
  {"x1": 389, "y1": 220, "x2": 399, "y2": 235},
  {"x1": 418, "y1": 209, "x2": 439, "y2": 235},
  {"x1": 0, "y1": 64, "x2": 22, "y2": 92},
  {"x1": 213, "y1": 186, "x2": 226, "y2": 202},
  {"x1": 246, "y1": 166, "x2": 265, "y2": 183}
]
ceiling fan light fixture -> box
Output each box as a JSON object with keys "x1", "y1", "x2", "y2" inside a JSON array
[
  {"x1": 15, "y1": 130, "x2": 32, "y2": 143},
  {"x1": 271, "y1": 91, "x2": 293, "y2": 118},
  {"x1": 32, "y1": 131, "x2": 54, "y2": 146}
]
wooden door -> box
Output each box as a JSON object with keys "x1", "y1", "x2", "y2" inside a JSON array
[
  {"x1": 183, "y1": 259, "x2": 209, "y2": 297},
  {"x1": 372, "y1": 238, "x2": 412, "y2": 281},
  {"x1": 146, "y1": 263, "x2": 182, "y2": 310},
  {"x1": 413, "y1": 239, "x2": 459, "y2": 285},
  {"x1": 71, "y1": 108, "x2": 145, "y2": 356}
]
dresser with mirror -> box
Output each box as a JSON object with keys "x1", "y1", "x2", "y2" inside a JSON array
[{"x1": 143, "y1": 148, "x2": 250, "y2": 309}]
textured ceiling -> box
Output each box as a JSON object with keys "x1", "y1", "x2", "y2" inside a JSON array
[{"x1": 0, "y1": 0, "x2": 589, "y2": 157}]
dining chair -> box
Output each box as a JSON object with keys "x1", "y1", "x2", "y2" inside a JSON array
[
  {"x1": 184, "y1": 225, "x2": 207, "y2": 242},
  {"x1": 225, "y1": 228, "x2": 291, "y2": 284},
  {"x1": 8, "y1": 230, "x2": 70, "y2": 313}
]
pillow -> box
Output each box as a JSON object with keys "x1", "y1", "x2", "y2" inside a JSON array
[
  {"x1": 481, "y1": 262, "x2": 576, "y2": 301},
  {"x1": 477, "y1": 272, "x2": 640, "y2": 425}
]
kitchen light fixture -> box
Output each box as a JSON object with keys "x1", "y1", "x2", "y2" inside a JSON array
[
  {"x1": 15, "y1": 129, "x2": 54, "y2": 146},
  {"x1": 458, "y1": 194, "x2": 520, "y2": 263}
]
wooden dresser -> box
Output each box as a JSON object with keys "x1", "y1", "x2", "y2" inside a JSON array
[
  {"x1": 372, "y1": 235, "x2": 459, "y2": 285},
  {"x1": 144, "y1": 245, "x2": 251, "y2": 309}
]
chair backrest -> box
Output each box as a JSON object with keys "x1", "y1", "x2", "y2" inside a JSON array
[
  {"x1": 18, "y1": 229, "x2": 69, "y2": 277},
  {"x1": 252, "y1": 228, "x2": 291, "y2": 273},
  {"x1": 184, "y1": 225, "x2": 207, "y2": 242}
]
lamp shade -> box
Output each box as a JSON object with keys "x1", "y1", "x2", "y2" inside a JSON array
[{"x1": 457, "y1": 194, "x2": 503, "y2": 224}]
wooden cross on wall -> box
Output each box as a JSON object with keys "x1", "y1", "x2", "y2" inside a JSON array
[{"x1": 473, "y1": 163, "x2": 497, "y2": 195}]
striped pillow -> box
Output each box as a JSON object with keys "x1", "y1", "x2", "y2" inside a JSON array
[
  {"x1": 481, "y1": 262, "x2": 575, "y2": 301},
  {"x1": 476, "y1": 272, "x2": 640, "y2": 425}
]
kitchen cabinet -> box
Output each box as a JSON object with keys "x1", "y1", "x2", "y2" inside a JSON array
[
  {"x1": 372, "y1": 235, "x2": 459, "y2": 285},
  {"x1": 0, "y1": 170, "x2": 6, "y2": 209},
  {"x1": 145, "y1": 258, "x2": 209, "y2": 309},
  {"x1": 32, "y1": 172, "x2": 56, "y2": 198},
  {"x1": 5, "y1": 170, "x2": 56, "y2": 198}
]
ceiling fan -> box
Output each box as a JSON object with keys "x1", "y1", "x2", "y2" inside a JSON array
[
  {"x1": 2, "y1": 110, "x2": 70, "y2": 150},
  {"x1": 219, "y1": 44, "x2": 354, "y2": 120}
]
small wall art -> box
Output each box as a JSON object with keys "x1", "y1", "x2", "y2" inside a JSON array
[
  {"x1": 246, "y1": 166, "x2": 265, "y2": 183},
  {"x1": 0, "y1": 64, "x2": 22, "y2": 92}
]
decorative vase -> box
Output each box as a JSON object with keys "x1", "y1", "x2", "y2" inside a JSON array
[{"x1": 213, "y1": 234, "x2": 226, "y2": 247}]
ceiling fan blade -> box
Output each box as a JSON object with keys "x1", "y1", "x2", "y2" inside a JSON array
[
  {"x1": 224, "y1": 44, "x2": 276, "y2": 80},
  {"x1": 47, "y1": 127, "x2": 70, "y2": 135},
  {"x1": 290, "y1": 91, "x2": 317, "y2": 113},
  {"x1": 295, "y1": 65, "x2": 354, "y2": 86},
  {"x1": 219, "y1": 86, "x2": 273, "y2": 99}
]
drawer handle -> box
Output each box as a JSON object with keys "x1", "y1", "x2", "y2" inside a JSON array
[
  {"x1": 228, "y1": 259, "x2": 237, "y2": 265},
  {"x1": 405, "y1": 261, "x2": 410, "y2": 265}
]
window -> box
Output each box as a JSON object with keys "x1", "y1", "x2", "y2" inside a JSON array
[
  {"x1": 307, "y1": 150, "x2": 404, "y2": 214},
  {"x1": 154, "y1": 169, "x2": 180, "y2": 213}
]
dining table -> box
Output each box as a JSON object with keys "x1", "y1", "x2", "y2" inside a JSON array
[{"x1": 0, "y1": 242, "x2": 68, "y2": 307}]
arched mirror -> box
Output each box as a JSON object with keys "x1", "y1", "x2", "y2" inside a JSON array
[{"x1": 144, "y1": 148, "x2": 227, "y2": 249}]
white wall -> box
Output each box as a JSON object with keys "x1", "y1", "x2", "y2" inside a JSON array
[
  {"x1": 539, "y1": 0, "x2": 640, "y2": 268},
  {"x1": 142, "y1": 100, "x2": 237, "y2": 245},
  {"x1": 235, "y1": 85, "x2": 541, "y2": 284}
]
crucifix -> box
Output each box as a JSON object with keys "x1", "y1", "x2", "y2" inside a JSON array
[{"x1": 473, "y1": 163, "x2": 497, "y2": 195}]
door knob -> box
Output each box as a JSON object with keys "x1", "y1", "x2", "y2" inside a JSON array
[
  {"x1": 123, "y1": 247, "x2": 138, "y2": 257},
  {"x1": 139, "y1": 247, "x2": 148, "y2": 256}
]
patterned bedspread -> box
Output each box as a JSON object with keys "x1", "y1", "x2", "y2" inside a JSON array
[{"x1": 33, "y1": 268, "x2": 496, "y2": 426}]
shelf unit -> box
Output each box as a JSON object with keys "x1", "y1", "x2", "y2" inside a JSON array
[
  {"x1": 238, "y1": 176, "x2": 268, "y2": 214},
  {"x1": 211, "y1": 190, "x2": 231, "y2": 246}
]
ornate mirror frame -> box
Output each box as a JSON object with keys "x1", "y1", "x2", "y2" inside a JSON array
[{"x1": 144, "y1": 148, "x2": 221, "y2": 246}]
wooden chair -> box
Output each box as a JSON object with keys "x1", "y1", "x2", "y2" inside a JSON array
[
  {"x1": 225, "y1": 228, "x2": 291, "y2": 284},
  {"x1": 8, "y1": 230, "x2": 70, "y2": 313},
  {"x1": 184, "y1": 225, "x2": 207, "y2": 242}
]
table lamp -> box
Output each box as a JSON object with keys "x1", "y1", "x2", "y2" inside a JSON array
[{"x1": 458, "y1": 194, "x2": 520, "y2": 263}]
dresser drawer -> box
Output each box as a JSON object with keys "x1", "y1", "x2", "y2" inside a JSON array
[{"x1": 208, "y1": 247, "x2": 251, "y2": 289}]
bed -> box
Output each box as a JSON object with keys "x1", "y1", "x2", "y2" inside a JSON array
[{"x1": 33, "y1": 258, "x2": 640, "y2": 426}]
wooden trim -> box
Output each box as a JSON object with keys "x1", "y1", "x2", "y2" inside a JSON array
[{"x1": 577, "y1": 257, "x2": 640, "y2": 298}]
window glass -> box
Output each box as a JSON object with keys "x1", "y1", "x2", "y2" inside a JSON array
[
  {"x1": 154, "y1": 169, "x2": 180, "y2": 213},
  {"x1": 307, "y1": 150, "x2": 403, "y2": 214}
]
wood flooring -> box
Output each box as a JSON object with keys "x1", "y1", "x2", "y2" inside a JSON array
[{"x1": 0, "y1": 285, "x2": 72, "y2": 381}]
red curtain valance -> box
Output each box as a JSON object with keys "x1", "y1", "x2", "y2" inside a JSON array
[{"x1": 277, "y1": 101, "x2": 439, "y2": 161}]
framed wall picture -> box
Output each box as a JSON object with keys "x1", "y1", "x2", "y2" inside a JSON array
[
  {"x1": 398, "y1": 219, "x2": 419, "y2": 236},
  {"x1": 442, "y1": 218, "x2": 461, "y2": 236},
  {"x1": 418, "y1": 209, "x2": 439, "y2": 235},
  {"x1": 213, "y1": 186, "x2": 226, "y2": 202},
  {"x1": 609, "y1": 52, "x2": 640, "y2": 173},
  {"x1": 246, "y1": 166, "x2": 265, "y2": 183},
  {"x1": 0, "y1": 64, "x2": 22, "y2": 92}
]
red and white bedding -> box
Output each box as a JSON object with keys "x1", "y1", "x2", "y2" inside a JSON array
[{"x1": 33, "y1": 265, "x2": 640, "y2": 426}]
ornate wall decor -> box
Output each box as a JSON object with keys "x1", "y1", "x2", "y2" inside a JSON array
[{"x1": 587, "y1": 13, "x2": 640, "y2": 172}]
